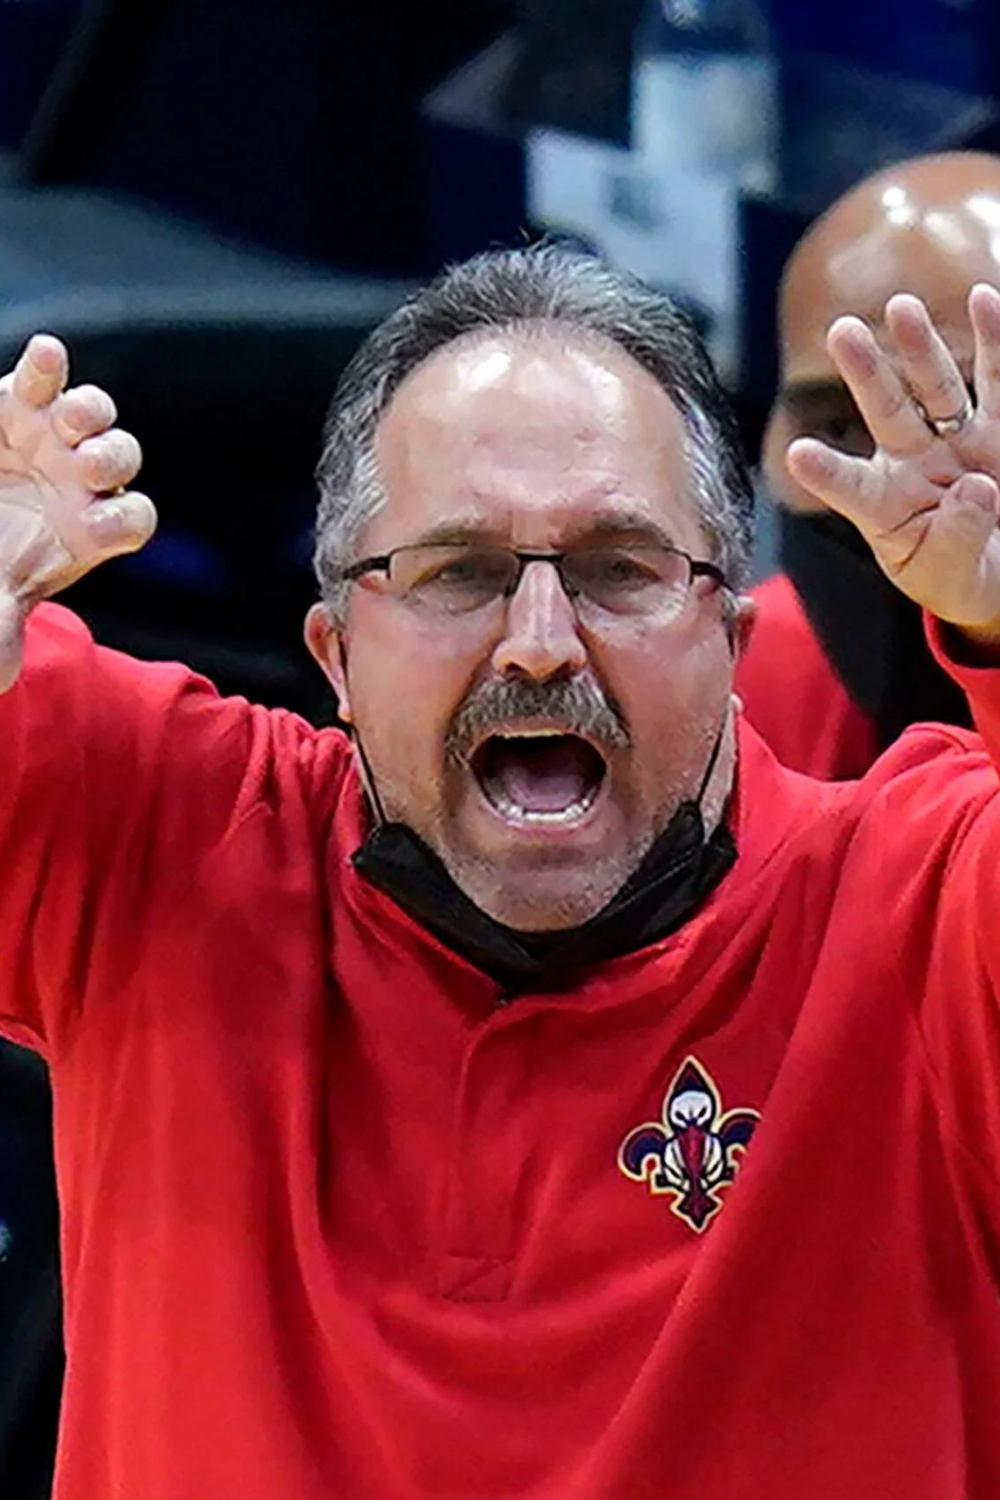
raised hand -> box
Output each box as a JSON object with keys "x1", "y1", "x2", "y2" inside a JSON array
[
  {"x1": 0, "y1": 334, "x2": 155, "y2": 690},
  {"x1": 785, "y1": 283, "x2": 1000, "y2": 644}
]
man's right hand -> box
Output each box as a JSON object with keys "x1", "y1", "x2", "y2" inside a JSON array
[{"x1": 0, "y1": 334, "x2": 155, "y2": 691}]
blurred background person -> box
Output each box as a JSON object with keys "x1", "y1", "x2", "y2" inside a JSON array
[{"x1": 738, "y1": 152, "x2": 1000, "y2": 777}]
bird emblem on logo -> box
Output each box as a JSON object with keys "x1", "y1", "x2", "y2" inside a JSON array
[{"x1": 618, "y1": 1057, "x2": 759, "y2": 1232}]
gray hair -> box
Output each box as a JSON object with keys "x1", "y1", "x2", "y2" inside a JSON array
[{"x1": 314, "y1": 245, "x2": 754, "y2": 620}]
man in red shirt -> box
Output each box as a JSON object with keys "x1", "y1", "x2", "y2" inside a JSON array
[
  {"x1": 3, "y1": 246, "x2": 1000, "y2": 1497},
  {"x1": 737, "y1": 150, "x2": 1000, "y2": 778}
]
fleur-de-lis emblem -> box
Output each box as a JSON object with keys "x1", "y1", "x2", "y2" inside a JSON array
[{"x1": 618, "y1": 1057, "x2": 759, "y2": 1232}]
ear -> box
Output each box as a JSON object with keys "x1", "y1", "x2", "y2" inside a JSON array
[
  {"x1": 304, "y1": 603, "x2": 352, "y2": 724},
  {"x1": 730, "y1": 593, "x2": 757, "y2": 659}
]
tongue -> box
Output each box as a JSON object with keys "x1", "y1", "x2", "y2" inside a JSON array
[{"x1": 489, "y1": 737, "x2": 597, "y2": 814}]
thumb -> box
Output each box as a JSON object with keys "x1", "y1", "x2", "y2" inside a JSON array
[
  {"x1": 933, "y1": 470, "x2": 999, "y2": 551},
  {"x1": 0, "y1": 588, "x2": 26, "y2": 695},
  {"x1": 902, "y1": 471, "x2": 1000, "y2": 629}
]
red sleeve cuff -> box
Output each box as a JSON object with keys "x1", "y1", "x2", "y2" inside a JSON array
[{"x1": 926, "y1": 611, "x2": 1000, "y2": 751}]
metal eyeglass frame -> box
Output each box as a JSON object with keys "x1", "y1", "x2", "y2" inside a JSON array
[{"x1": 338, "y1": 543, "x2": 730, "y2": 607}]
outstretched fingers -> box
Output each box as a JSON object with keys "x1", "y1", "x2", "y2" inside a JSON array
[
  {"x1": 826, "y1": 316, "x2": 932, "y2": 456},
  {"x1": 788, "y1": 291, "x2": 1000, "y2": 628},
  {"x1": 51, "y1": 385, "x2": 118, "y2": 448},
  {"x1": 81, "y1": 492, "x2": 158, "y2": 558},
  {"x1": 10, "y1": 334, "x2": 70, "y2": 409},
  {"x1": 74, "y1": 429, "x2": 143, "y2": 495},
  {"x1": 785, "y1": 437, "x2": 885, "y2": 530},
  {"x1": 883, "y1": 294, "x2": 971, "y2": 430},
  {"x1": 970, "y1": 282, "x2": 1000, "y2": 419}
]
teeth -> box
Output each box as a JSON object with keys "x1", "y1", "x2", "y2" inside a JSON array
[
  {"x1": 488, "y1": 787, "x2": 598, "y2": 825},
  {"x1": 494, "y1": 728, "x2": 566, "y2": 740}
]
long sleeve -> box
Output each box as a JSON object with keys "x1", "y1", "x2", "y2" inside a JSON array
[
  {"x1": 0, "y1": 604, "x2": 332, "y2": 1058},
  {"x1": 863, "y1": 618, "x2": 1000, "y2": 1229}
]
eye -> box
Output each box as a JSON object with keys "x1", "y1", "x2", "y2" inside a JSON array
[
  {"x1": 577, "y1": 549, "x2": 663, "y2": 590},
  {"x1": 436, "y1": 556, "x2": 499, "y2": 585},
  {"x1": 400, "y1": 546, "x2": 514, "y2": 611},
  {"x1": 429, "y1": 553, "x2": 510, "y2": 591}
]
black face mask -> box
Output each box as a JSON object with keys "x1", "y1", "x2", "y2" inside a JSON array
[
  {"x1": 778, "y1": 507, "x2": 971, "y2": 750},
  {"x1": 352, "y1": 734, "x2": 736, "y2": 994}
]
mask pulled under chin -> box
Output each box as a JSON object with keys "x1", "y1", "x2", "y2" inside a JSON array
[
  {"x1": 778, "y1": 506, "x2": 971, "y2": 749},
  {"x1": 352, "y1": 792, "x2": 736, "y2": 994}
]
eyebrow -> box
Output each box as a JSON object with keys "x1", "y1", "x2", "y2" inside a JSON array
[
  {"x1": 573, "y1": 511, "x2": 680, "y2": 548},
  {"x1": 410, "y1": 516, "x2": 498, "y2": 547},
  {"x1": 410, "y1": 508, "x2": 681, "y2": 550}
]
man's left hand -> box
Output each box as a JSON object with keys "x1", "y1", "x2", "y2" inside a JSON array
[{"x1": 786, "y1": 283, "x2": 1000, "y2": 646}]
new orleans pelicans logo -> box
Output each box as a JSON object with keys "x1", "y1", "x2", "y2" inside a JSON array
[{"x1": 618, "y1": 1057, "x2": 759, "y2": 1232}]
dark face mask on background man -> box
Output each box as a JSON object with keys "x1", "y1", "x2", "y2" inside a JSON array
[{"x1": 778, "y1": 506, "x2": 972, "y2": 750}]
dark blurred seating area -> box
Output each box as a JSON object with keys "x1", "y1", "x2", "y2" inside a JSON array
[
  {"x1": 3, "y1": 1, "x2": 1000, "y2": 1494},
  {"x1": 0, "y1": 0, "x2": 514, "y2": 717}
]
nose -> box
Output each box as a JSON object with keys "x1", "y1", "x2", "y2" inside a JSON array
[{"x1": 490, "y1": 559, "x2": 588, "y2": 681}]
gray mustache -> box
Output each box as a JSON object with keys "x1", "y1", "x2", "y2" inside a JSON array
[{"x1": 447, "y1": 676, "x2": 630, "y2": 763}]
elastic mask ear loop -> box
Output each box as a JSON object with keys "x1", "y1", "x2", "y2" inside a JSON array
[
  {"x1": 722, "y1": 587, "x2": 740, "y2": 655},
  {"x1": 695, "y1": 721, "x2": 726, "y2": 813},
  {"x1": 338, "y1": 638, "x2": 388, "y2": 828}
]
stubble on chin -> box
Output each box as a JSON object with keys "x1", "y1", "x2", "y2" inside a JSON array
[
  {"x1": 431, "y1": 829, "x2": 657, "y2": 933},
  {"x1": 377, "y1": 757, "x2": 680, "y2": 933}
]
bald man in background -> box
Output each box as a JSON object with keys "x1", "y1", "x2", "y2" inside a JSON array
[{"x1": 736, "y1": 151, "x2": 991, "y2": 778}]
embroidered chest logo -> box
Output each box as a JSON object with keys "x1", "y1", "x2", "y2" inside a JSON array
[{"x1": 617, "y1": 1057, "x2": 759, "y2": 1232}]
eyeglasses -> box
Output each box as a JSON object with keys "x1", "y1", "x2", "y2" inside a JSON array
[{"x1": 338, "y1": 541, "x2": 728, "y2": 623}]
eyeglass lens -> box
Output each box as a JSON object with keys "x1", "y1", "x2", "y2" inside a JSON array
[{"x1": 387, "y1": 544, "x2": 692, "y2": 618}]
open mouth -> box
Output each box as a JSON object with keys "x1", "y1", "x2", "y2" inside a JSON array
[{"x1": 470, "y1": 730, "x2": 608, "y2": 825}]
